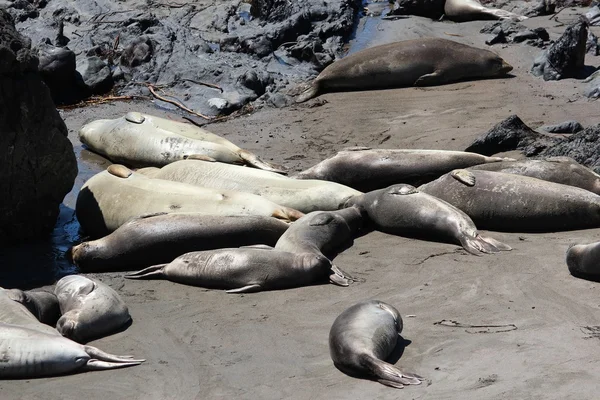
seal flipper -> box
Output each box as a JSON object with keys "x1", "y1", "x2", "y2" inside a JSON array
[
  {"x1": 124, "y1": 264, "x2": 167, "y2": 279},
  {"x1": 360, "y1": 354, "x2": 423, "y2": 388},
  {"x1": 414, "y1": 71, "x2": 444, "y2": 86},
  {"x1": 478, "y1": 235, "x2": 512, "y2": 251},
  {"x1": 225, "y1": 284, "x2": 262, "y2": 293},
  {"x1": 295, "y1": 82, "x2": 320, "y2": 103},
  {"x1": 238, "y1": 149, "x2": 288, "y2": 174},
  {"x1": 450, "y1": 169, "x2": 476, "y2": 186}
]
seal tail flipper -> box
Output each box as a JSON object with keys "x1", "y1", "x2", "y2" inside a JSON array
[
  {"x1": 84, "y1": 345, "x2": 145, "y2": 363},
  {"x1": 82, "y1": 359, "x2": 143, "y2": 371},
  {"x1": 272, "y1": 207, "x2": 304, "y2": 222},
  {"x1": 459, "y1": 235, "x2": 497, "y2": 255},
  {"x1": 478, "y1": 235, "x2": 512, "y2": 251},
  {"x1": 225, "y1": 284, "x2": 262, "y2": 294},
  {"x1": 238, "y1": 150, "x2": 288, "y2": 174},
  {"x1": 124, "y1": 264, "x2": 167, "y2": 279},
  {"x1": 360, "y1": 354, "x2": 423, "y2": 389},
  {"x1": 295, "y1": 82, "x2": 320, "y2": 103}
]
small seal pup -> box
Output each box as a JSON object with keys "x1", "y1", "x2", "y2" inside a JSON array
[
  {"x1": 296, "y1": 38, "x2": 513, "y2": 102},
  {"x1": 295, "y1": 148, "x2": 512, "y2": 192},
  {"x1": 566, "y1": 241, "x2": 600, "y2": 280},
  {"x1": 125, "y1": 247, "x2": 352, "y2": 292},
  {"x1": 0, "y1": 323, "x2": 144, "y2": 378},
  {"x1": 70, "y1": 213, "x2": 290, "y2": 272},
  {"x1": 76, "y1": 165, "x2": 303, "y2": 237},
  {"x1": 419, "y1": 169, "x2": 600, "y2": 232},
  {"x1": 346, "y1": 184, "x2": 511, "y2": 255},
  {"x1": 79, "y1": 111, "x2": 285, "y2": 173},
  {"x1": 445, "y1": 0, "x2": 528, "y2": 21},
  {"x1": 55, "y1": 275, "x2": 132, "y2": 343},
  {"x1": 274, "y1": 207, "x2": 365, "y2": 259},
  {"x1": 5, "y1": 289, "x2": 60, "y2": 327},
  {"x1": 137, "y1": 158, "x2": 362, "y2": 212},
  {"x1": 468, "y1": 157, "x2": 600, "y2": 195},
  {"x1": 329, "y1": 300, "x2": 424, "y2": 389}
]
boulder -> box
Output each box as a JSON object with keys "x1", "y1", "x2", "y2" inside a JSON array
[
  {"x1": 76, "y1": 56, "x2": 113, "y2": 94},
  {"x1": 0, "y1": 10, "x2": 77, "y2": 243}
]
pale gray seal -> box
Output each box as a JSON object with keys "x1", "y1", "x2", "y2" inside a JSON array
[
  {"x1": 79, "y1": 112, "x2": 286, "y2": 172},
  {"x1": 329, "y1": 300, "x2": 424, "y2": 389},
  {"x1": 445, "y1": 0, "x2": 527, "y2": 21},
  {"x1": 295, "y1": 148, "x2": 512, "y2": 192},
  {"x1": 468, "y1": 157, "x2": 600, "y2": 195},
  {"x1": 296, "y1": 38, "x2": 513, "y2": 102},
  {"x1": 0, "y1": 287, "x2": 59, "y2": 336},
  {"x1": 566, "y1": 241, "x2": 600, "y2": 280},
  {"x1": 55, "y1": 275, "x2": 132, "y2": 343},
  {"x1": 345, "y1": 184, "x2": 511, "y2": 255},
  {"x1": 125, "y1": 247, "x2": 352, "y2": 292},
  {"x1": 419, "y1": 169, "x2": 600, "y2": 231},
  {"x1": 5, "y1": 289, "x2": 60, "y2": 327},
  {"x1": 76, "y1": 165, "x2": 303, "y2": 238},
  {"x1": 136, "y1": 158, "x2": 362, "y2": 213},
  {"x1": 0, "y1": 323, "x2": 144, "y2": 378},
  {"x1": 70, "y1": 213, "x2": 290, "y2": 272},
  {"x1": 274, "y1": 207, "x2": 365, "y2": 259}
]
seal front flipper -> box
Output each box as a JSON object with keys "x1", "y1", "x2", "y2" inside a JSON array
[
  {"x1": 124, "y1": 264, "x2": 168, "y2": 279},
  {"x1": 295, "y1": 82, "x2": 320, "y2": 103},
  {"x1": 225, "y1": 284, "x2": 262, "y2": 293},
  {"x1": 414, "y1": 71, "x2": 444, "y2": 86},
  {"x1": 238, "y1": 149, "x2": 288, "y2": 175},
  {"x1": 360, "y1": 354, "x2": 423, "y2": 388},
  {"x1": 478, "y1": 234, "x2": 512, "y2": 251},
  {"x1": 450, "y1": 169, "x2": 476, "y2": 186}
]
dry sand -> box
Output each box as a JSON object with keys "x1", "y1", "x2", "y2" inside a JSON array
[{"x1": 3, "y1": 7, "x2": 600, "y2": 400}]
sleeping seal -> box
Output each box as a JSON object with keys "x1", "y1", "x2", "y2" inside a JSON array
[
  {"x1": 468, "y1": 157, "x2": 600, "y2": 195},
  {"x1": 329, "y1": 300, "x2": 424, "y2": 389},
  {"x1": 5, "y1": 289, "x2": 60, "y2": 327},
  {"x1": 55, "y1": 275, "x2": 132, "y2": 343},
  {"x1": 0, "y1": 287, "x2": 59, "y2": 336},
  {"x1": 445, "y1": 0, "x2": 528, "y2": 21},
  {"x1": 566, "y1": 241, "x2": 600, "y2": 280},
  {"x1": 79, "y1": 112, "x2": 285, "y2": 173},
  {"x1": 295, "y1": 148, "x2": 512, "y2": 192},
  {"x1": 419, "y1": 169, "x2": 600, "y2": 232},
  {"x1": 345, "y1": 184, "x2": 511, "y2": 255},
  {"x1": 274, "y1": 207, "x2": 365, "y2": 259},
  {"x1": 137, "y1": 158, "x2": 362, "y2": 213},
  {"x1": 70, "y1": 213, "x2": 289, "y2": 272},
  {"x1": 76, "y1": 165, "x2": 303, "y2": 237},
  {"x1": 125, "y1": 247, "x2": 352, "y2": 292},
  {"x1": 296, "y1": 38, "x2": 513, "y2": 102}
]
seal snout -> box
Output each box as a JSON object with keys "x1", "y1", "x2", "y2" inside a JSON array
[{"x1": 500, "y1": 59, "x2": 513, "y2": 74}]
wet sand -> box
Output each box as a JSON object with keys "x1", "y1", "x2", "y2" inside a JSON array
[{"x1": 2, "y1": 8, "x2": 600, "y2": 400}]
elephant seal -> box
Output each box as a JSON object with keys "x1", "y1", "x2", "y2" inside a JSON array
[
  {"x1": 296, "y1": 38, "x2": 513, "y2": 102},
  {"x1": 346, "y1": 184, "x2": 511, "y2": 255},
  {"x1": 70, "y1": 213, "x2": 290, "y2": 272},
  {"x1": 6, "y1": 289, "x2": 60, "y2": 327},
  {"x1": 125, "y1": 247, "x2": 352, "y2": 292},
  {"x1": 419, "y1": 169, "x2": 600, "y2": 232},
  {"x1": 0, "y1": 287, "x2": 59, "y2": 336},
  {"x1": 274, "y1": 207, "x2": 365, "y2": 259},
  {"x1": 329, "y1": 300, "x2": 423, "y2": 389},
  {"x1": 137, "y1": 159, "x2": 362, "y2": 212},
  {"x1": 445, "y1": 0, "x2": 528, "y2": 21},
  {"x1": 566, "y1": 241, "x2": 600, "y2": 280},
  {"x1": 79, "y1": 112, "x2": 285, "y2": 173},
  {"x1": 76, "y1": 165, "x2": 303, "y2": 238},
  {"x1": 468, "y1": 157, "x2": 600, "y2": 195},
  {"x1": 55, "y1": 275, "x2": 132, "y2": 343},
  {"x1": 295, "y1": 148, "x2": 512, "y2": 192},
  {"x1": 0, "y1": 323, "x2": 144, "y2": 378}
]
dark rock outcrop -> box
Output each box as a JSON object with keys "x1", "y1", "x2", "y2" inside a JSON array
[
  {"x1": 531, "y1": 20, "x2": 589, "y2": 80},
  {"x1": 0, "y1": 10, "x2": 77, "y2": 243},
  {"x1": 36, "y1": 42, "x2": 88, "y2": 104},
  {"x1": 540, "y1": 124, "x2": 600, "y2": 172}
]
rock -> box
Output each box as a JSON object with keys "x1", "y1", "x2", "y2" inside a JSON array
[
  {"x1": 390, "y1": 0, "x2": 446, "y2": 19},
  {"x1": 583, "y1": 70, "x2": 600, "y2": 98},
  {"x1": 541, "y1": 120, "x2": 584, "y2": 133},
  {"x1": 486, "y1": 30, "x2": 508, "y2": 45},
  {"x1": 76, "y1": 56, "x2": 113, "y2": 94},
  {"x1": 465, "y1": 115, "x2": 557, "y2": 156},
  {"x1": 587, "y1": 31, "x2": 600, "y2": 55},
  {"x1": 525, "y1": 0, "x2": 556, "y2": 16},
  {"x1": 36, "y1": 42, "x2": 88, "y2": 104},
  {"x1": 539, "y1": 124, "x2": 600, "y2": 171},
  {"x1": 267, "y1": 92, "x2": 292, "y2": 108},
  {"x1": 586, "y1": 5, "x2": 600, "y2": 25},
  {"x1": 0, "y1": 10, "x2": 77, "y2": 243},
  {"x1": 120, "y1": 36, "x2": 153, "y2": 68},
  {"x1": 236, "y1": 69, "x2": 273, "y2": 96},
  {"x1": 531, "y1": 20, "x2": 588, "y2": 80},
  {"x1": 208, "y1": 97, "x2": 230, "y2": 112}
]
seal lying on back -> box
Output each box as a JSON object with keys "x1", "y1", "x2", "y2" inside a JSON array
[
  {"x1": 296, "y1": 38, "x2": 513, "y2": 102},
  {"x1": 274, "y1": 207, "x2": 365, "y2": 259},
  {"x1": 566, "y1": 241, "x2": 600, "y2": 280},
  {"x1": 5, "y1": 289, "x2": 60, "y2": 327},
  {"x1": 125, "y1": 247, "x2": 352, "y2": 292},
  {"x1": 70, "y1": 213, "x2": 289, "y2": 272},
  {"x1": 329, "y1": 300, "x2": 423, "y2": 389},
  {"x1": 419, "y1": 169, "x2": 600, "y2": 232},
  {"x1": 295, "y1": 148, "x2": 512, "y2": 192},
  {"x1": 445, "y1": 0, "x2": 528, "y2": 22},
  {"x1": 55, "y1": 275, "x2": 132, "y2": 343},
  {"x1": 79, "y1": 112, "x2": 285, "y2": 173},
  {"x1": 137, "y1": 158, "x2": 362, "y2": 212},
  {"x1": 468, "y1": 157, "x2": 600, "y2": 195},
  {"x1": 346, "y1": 184, "x2": 510, "y2": 255},
  {"x1": 76, "y1": 165, "x2": 303, "y2": 238}
]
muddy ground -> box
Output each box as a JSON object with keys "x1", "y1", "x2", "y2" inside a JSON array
[{"x1": 2, "y1": 6, "x2": 600, "y2": 400}]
